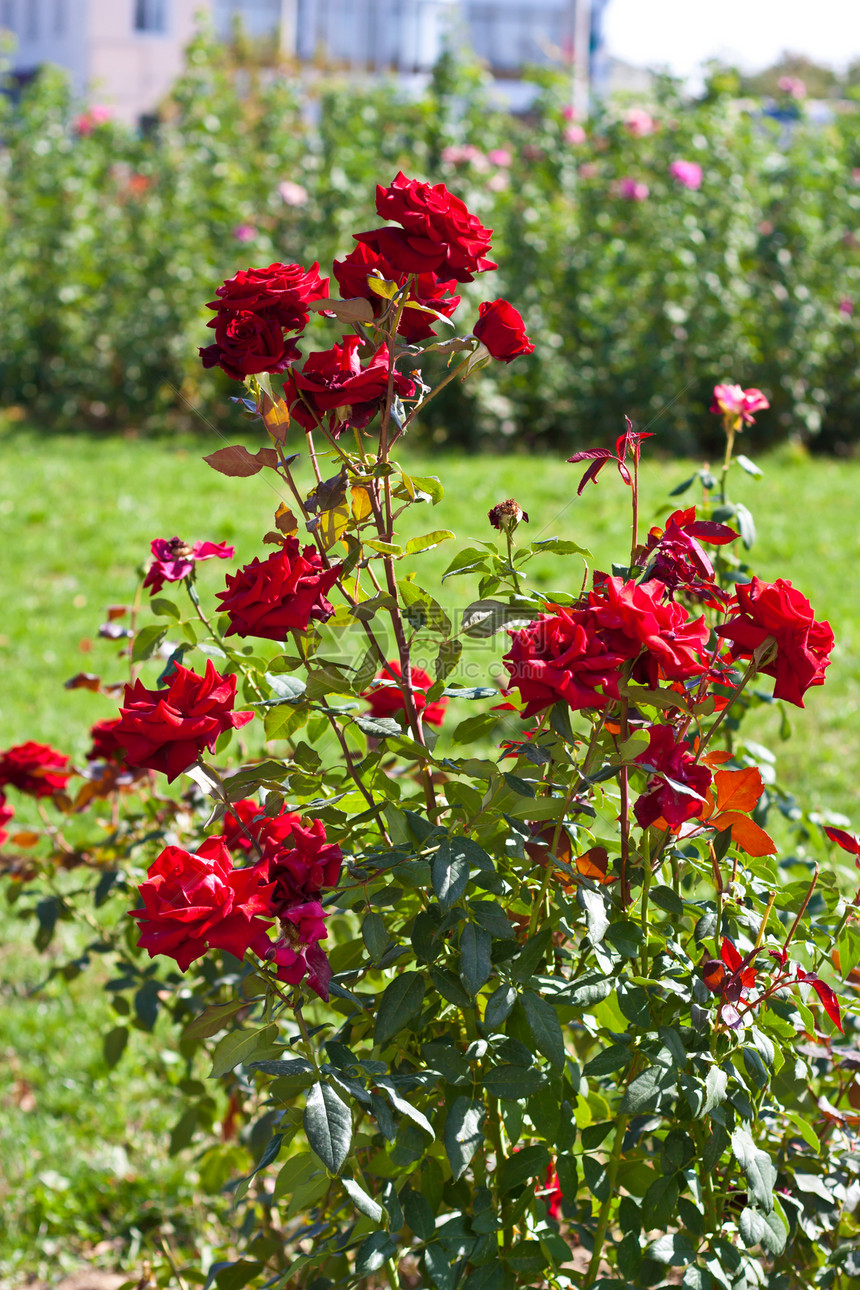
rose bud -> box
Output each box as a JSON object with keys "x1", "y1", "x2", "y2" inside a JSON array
[{"x1": 473, "y1": 299, "x2": 534, "y2": 363}]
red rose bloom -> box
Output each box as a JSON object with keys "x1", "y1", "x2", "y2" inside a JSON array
[
  {"x1": 354, "y1": 171, "x2": 497, "y2": 283},
  {"x1": 251, "y1": 904, "x2": 332, "y2": 999},
  {"x1": 283, "y1": 336, "x2": 415, "y2": 437},
  {"x1": 591, "y1": 576, "x2": 709, "y2": 687},
  {"x1": 473, "y1": 299, "x2": 534, "y2": 362},
  {"x1": 143, "y1": 537, "x2": 235, "y2": 596},
  {"x1": 216, "y1": 538, "x2": 341, "y2": 639},
  {"x1": 220, "y1": 798, "x2": 265, "y2": 853},
  {"x1": 333, "y1": 240, "x2": 461, "y2": 342},
  {"x1": 0, "y1": 792, "x2": 13, "y2": 846},
  {"x1": 265, "y1": 816, "x2": 344, "y2": 907},
  {"x1": 641, "y1": 507, "x2": 736, "y2": 607},
  {"x1": 503, "y1": 605, "x2": 630, "y2": 718},
  {"x1": 86, "y1": 718, "x2": 128, "y2": 763},
  {"x1": 0, "y1": 742, "x2": 71, "y2": 798},
  {"x1": 132, "y1": 837, "x2": 275, "y2": 971},
  {"x1": 208, "y1": 261, "x2": 329, "y2": 330},
  {"x1": 199, "y1": 309, "x2": 300, "y2": 381},
  {"x1": 633, "y1": 724, "x2": 712, "y2": 829},
  {"x1": 114, "y1": 660, "x2": 254, "y2": 782},
  {"x1": 364, "y1": 660, "x2": 448, "y2": 727},
  {"x1": 716, "y1": 577, "x2": 833, "y2": 707}
]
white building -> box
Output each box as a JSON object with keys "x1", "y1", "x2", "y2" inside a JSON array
[{"x1": 2, "y1": 0, "x2": 601, "y2": 122}]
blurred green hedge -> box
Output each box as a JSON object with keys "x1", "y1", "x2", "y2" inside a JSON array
[{"x1": 1, "y1": 28, "x2": 858, "y2": 453}]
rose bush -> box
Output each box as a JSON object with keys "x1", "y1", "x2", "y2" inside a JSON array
[{"x1": 5, "y1": 169, "x2": 860, "y2": 1290}]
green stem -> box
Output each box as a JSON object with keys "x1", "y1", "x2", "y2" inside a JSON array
[
  {"x1": 505, "y1": 527, "x2": 522, "y2": 594},
  {"x1": 640, "y1": 829, "x2": 652, "y2": 975},
  {"x1": 583, "y1": 1116, "x2": 628, "y2": 1287}
]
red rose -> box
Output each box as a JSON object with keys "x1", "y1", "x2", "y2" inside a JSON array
[
  {"x1": 0, "y1": 792, "x2": 13, "y2": 846},
  {"x1": 199, "y1": 309, "x2": 300, "y2": 381},
  {"x1": 114, "y1": 660, "x2": 254, "y2": 782},
  {"x1": 132, "y1": 837, "x2": 275, "y2": 971},
  {"x1": 633, "y1": 724, "x2": 712, "y2": 829},
  {"x1": 473, "y1": 299, "x2": 534, "y2": 362},
  {"x1": 208, "y1": 261, "x2": 329, "y2": 330},
  {"x1": 283, "y1": 336, "x2": 415, "y2": 436},
  {"x1": 333, "y1": 240, "x2": 461, "y2": 342},
  {"x1": 354, "y1": 171, "x2": 497, "y2": 282},
  {"x1": 503, "y1": 605, "x2": 630, "y2": 718},
  {"x1": 641, "y1": 507, "x2": 736, "y2": 607},
  {"x1": 0, "y1": 741, "x2": 71, "y2": 798},
  {"x1": 363, "y1": 660, "x2": 448, "y2": 727},
  {"x1": 220, "y1": 804, "x2": 343, "y2": 905},
  {"x1": 86, "y1": 718, "x2": 128, "y2": 763},
  {"x1": 216, "y1": 538, "x2": 341, "y2": 639},
  {"x1": 251, "y1": 904, "x2": 332, "y2": 999},
  {"x1": 266, "y1": 817, "x2": 344, "y2": 907},
  {"x1": 716, "y1": 577, "x2": 833, "y2": 707},
  {"x1": 143, "y1": 537, "x2": 235, "y2": 596},
  {"x1": 591, "y1": 576, "x2": 709, "y2": 687}
]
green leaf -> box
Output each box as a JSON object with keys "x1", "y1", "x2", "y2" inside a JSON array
[
  {"x1": 208, "y1": 1024, "x2": 278, "y2": 1079},
  {"x1": 530, "y1": 537, "x2": 592, "y2": 557},
  {"x1": 405, "y1": 530, "x2": 455, "y2": 554},
  {"x1": 355, "y1": 714, "x2": 404, "y2": 740},
  {"x1": 731, "y1": 1127, "x2": 776, "y2": 1213},
  {"x1": 262, "y1": 671, "x2": 307, "y2": 703},
  {"x1": 342, "y1": 1176, "x2": 383, "y2": 1222},
  {"x1": 620, "y1": 1064, "x2": 674, "y2": 1114},
  {"x1": 509, "y1": 927, "x2": 553, "y2": 982},
  {"x1": 464, "y1": 1264, "x2": 504, "y2": 1290},
  {"x1": 403, "y1": 1186, "x2": 436, "y2": 1240},
  {"x1": 211, "y1": 1261, "x2": 264, "y2": 1290},
  {"x1": 521, "y1": 991, "x2": 565, "y2": 1069},
  {"x1": 735, "y1": 454, "x2": 762, "y2": 478},
  {"x1": 432, "y1": 839, "x2": 470, "y2": 911},
  {"x1": 651, "y1": 885, "x2": 684, "y2": 917},
  {"x1": 355, "y1": 1232, "x2": 397, "y2": 1277},
  {"x1": 669, "y1": 474, "x2": 698, "y2": 496},
  {"x1": 425, "y1": 1243, "x2": 455, "y2": 1290},
  {"x1": 131, "y1": 623, "x2": 168, "y2": 663},
  {"x1": 642, "y1": 1174, "x2": 679, "y2": 1229},
  {"x1": 304, "y1": 1082, "x2": 352, "y2": 1175},
  {"x1": 103, "y1": 1025, "x2": 128, "y2": 1068},
  {"x1": 407, "y1": 475, "x2": 444, "y2": 504},
  {"x1": 682, "y1": 1269, "x2": 715, "y2": 1290},
  {"x1": 442, "y1": 546, "x2": 490, "y2": 581},
  {"x1": 483, "y1": 984, "x2": 517, "y2": 1030},
  {"x1": 483, "y1": 1065, "x2": 547, "y2": 1100},
  {"x1": 735, "y1": 502, "x2": 756, "y2": 549},
  {"x1": 150, "y1": 597, "x2": 181, "y2": 619},
  {"x1": 459, "y1": 922, "x2": 492, "y2": 996},
  {"x1": 375, "y1": 972, "x2": 426, "y2": 1048},
  {"x1": 184, "y1": 997, "x2": 254, "y2": 1042},
  {"x1": 648, "y1": 1233, "x2": 695, "y2": 1265},
  {"x1": 580, "y1": 888, "x2": 609, "y2": 944},
  {"x1": 362, "y1": 910, "x2": 391, "y2": 962},
  {"x1": 604, "y1": 920, "x2": 643, "y2": 957},
  {"x1": 497, "y1": 1143, "x2": 550, "y2": 1193},
  {"x1": 273, "y1": 1151, "x2": 317, "y2": 1202},
  {"x1": 702, "y1": 1066, "x2": 728, "y2": 1116},
  {"x1": 738, "y1": 1205, "x2": 787, "y2": 1253},
  {"x1": 445, "y1": 1096, "x2": 485, "y2": 1179}
]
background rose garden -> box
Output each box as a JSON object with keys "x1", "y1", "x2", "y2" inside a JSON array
[{"x1": 1, "y1": 26, "x2": 859, "y2": 453}]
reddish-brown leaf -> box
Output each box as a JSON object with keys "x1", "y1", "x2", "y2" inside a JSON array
[
  {"x1": 714, "y1": 766, "x2": 765, "y2": 814},
  {"x1": 713, "y1": 811, "x2": 777, "y2": 857},
  {"x1": 203, "y1": 445, "x2": 279, "y2": 478}
]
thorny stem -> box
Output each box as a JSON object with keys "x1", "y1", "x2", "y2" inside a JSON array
[
  {"x1": 782, "y1": 864, "x2": 819, "y2": 954},
  {"x1": 618, "y1": 698, "x2": 631, "y2": 909}
]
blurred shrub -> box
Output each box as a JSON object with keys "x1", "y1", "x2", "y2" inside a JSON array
[{"x1": 0, "y1": 31, "x2": 858, "y2": 453}]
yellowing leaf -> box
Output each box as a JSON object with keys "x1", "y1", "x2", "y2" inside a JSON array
[
  {"x1": 316, "y1": 501, "x2": 350, "y2": 551},
  {"x1": 351, "y1": 486, "x2": 373, "y2": 522},
  {"x1": 260, "y1": 390, "x2": 290, "y2": 443}
]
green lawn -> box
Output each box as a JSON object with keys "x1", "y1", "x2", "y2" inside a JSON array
[
  {"x1": 2, "y1": 419, "x2": 859, "y2": 1277},
  {"x1": 1, "y1": 421, "x2": 857, "y2": 815}
]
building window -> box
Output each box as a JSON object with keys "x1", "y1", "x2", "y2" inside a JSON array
[{"x1": 134, "y1": 0, "x2": 167, "y2": 32}]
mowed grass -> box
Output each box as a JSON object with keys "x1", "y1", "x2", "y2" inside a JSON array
[{"x1": 2, "y1": 419, "x2": 860, "y2": 1275}]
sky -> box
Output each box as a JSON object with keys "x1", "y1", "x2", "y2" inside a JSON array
[{"x1": 604, "y1": 0, "x2": 860, "y2": 80}]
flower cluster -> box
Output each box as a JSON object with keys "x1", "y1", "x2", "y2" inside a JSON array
[
  {"x1": 283, "y1": 336, "x2": 415, "y2": 436},
  {"x1": 220, "y1": 802, "x2": 344, "y2": 999},
  {"x1": 503, "y1": 578, "x2": 708, "y2": 718},
  {"x1": 633, "y1": 725, "x2": 712, "y2": 829},
  {"x1": 640, "y1": 506, "x2": 737, "y2": 605},
  {"x1": 199, "y1": 261, "x2": 328, "y2": 380}
]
